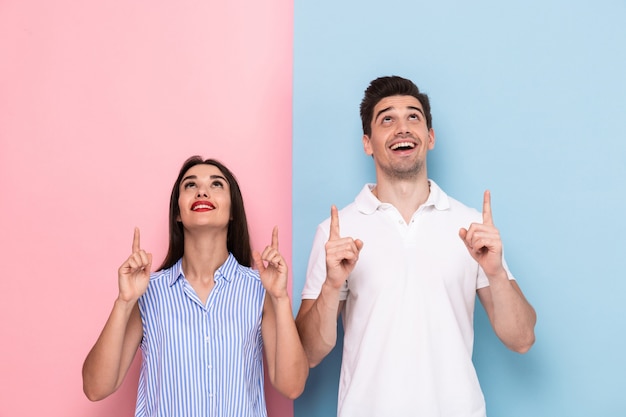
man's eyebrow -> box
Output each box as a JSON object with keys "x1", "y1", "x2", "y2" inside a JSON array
[
  {"x1": 375, "y1": 106, "x2": 393, "y2": 121},
  {"x1": 375, "y1": 106, "x2": 425, "y2": 121},
  {"x1": 408, "y1": 106, "x2": 425, "y2": 116}
]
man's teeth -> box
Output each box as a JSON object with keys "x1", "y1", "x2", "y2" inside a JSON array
[{"x1": 390, "y1": 142, "x2": 415, "y2": 150}]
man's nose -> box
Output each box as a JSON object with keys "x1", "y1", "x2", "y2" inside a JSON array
[{"x1": 395, "y1": 120, "x2": 410, "y2": 135}]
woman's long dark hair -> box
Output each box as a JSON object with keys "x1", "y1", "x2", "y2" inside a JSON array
[{"x1": 158, "y1": 156, "x2": 252, "y2": 270}]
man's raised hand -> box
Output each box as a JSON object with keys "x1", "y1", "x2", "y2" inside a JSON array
[
  {"x1": 325, "y1": 205, "x2": 363, "y2": 289},
  {"x1": 458, "y1": 190, "x2": 504, "y2": 277}
]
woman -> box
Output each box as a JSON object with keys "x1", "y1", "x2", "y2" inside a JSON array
[{"x1": 82, "y1": 156, "x2": 308, "y2": 416}]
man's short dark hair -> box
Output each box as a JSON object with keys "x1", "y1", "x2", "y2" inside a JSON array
[{"x1": 359, "y1": 76, "x2": 432, "y2": 136}]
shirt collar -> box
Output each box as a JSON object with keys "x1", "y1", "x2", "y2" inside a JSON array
[
  {"x1": 167, "y1": 253, "x2": 238, "y2": 286},
  {"x1": 214, "y1": 253, "x2": 238, "y2": 282},
  {"x1": 355, "y1": 180, "x2": 450, "y2": 215},
  {"x1": 427, "y1": 180, "x2": 451, "y2": 211},
  {"x1": 168, "y1": 258, "x2": 184, "y2": 286}
]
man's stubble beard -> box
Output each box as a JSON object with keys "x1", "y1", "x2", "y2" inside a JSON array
[{"x1": 378, "y1": 158, "x2": 425, "y2": 182}]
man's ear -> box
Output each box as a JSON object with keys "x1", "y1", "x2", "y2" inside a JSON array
[
  {"x1": 428, "y1": 128, "x2": 436, "y2": 150},
  {"x1": 362, "y1": 134, "x2": 373, "y2": 156}
]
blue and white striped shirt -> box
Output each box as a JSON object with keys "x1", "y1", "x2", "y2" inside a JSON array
[{"x1": 136, "y1": 254, "x2": 267, "y2": 417}]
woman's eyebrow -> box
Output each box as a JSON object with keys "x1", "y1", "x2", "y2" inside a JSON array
[
  {"x1": 210, "y1": 175, "x2": 229, "y2": 183},
  {"x1": 182, "y1": 174, "x2": 228, "y2": 183}
]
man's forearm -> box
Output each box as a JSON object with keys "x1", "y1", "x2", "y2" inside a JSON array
[
  {"x1": 296, "y1": 281, "x2": 343, "y2": 367},
  {"x1": 485, "y1": 274, "x2": 536, "y2": 353}
]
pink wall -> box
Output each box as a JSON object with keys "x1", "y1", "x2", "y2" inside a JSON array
[{"x1": 0, "y1": 1, "x2": 294, "y2": 416}]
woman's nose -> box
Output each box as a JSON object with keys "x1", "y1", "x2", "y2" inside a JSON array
[{"x1": 196, "y1": 187, "x2": 208, "y2": 198}]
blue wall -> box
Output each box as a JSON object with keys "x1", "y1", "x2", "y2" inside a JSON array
[{"x1": 293, "y1": 1, "x2": 626, "y2": 416}]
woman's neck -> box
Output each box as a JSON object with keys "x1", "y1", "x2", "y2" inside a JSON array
[{"x1": 181, "y1": 228, "x2": 229, "y2": 283}]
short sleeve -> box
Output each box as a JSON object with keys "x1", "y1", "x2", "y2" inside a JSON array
[{"x1": 476, "y1": 252, "x2": 516, "y2": 289}]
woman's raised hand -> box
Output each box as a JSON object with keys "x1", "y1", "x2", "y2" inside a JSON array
[
  {"x1": 254, "y1": 226, "x2": 289, "y2": 300},
  {"x1": 117, "y1": 227, "x2": 152, "y2": 303}
]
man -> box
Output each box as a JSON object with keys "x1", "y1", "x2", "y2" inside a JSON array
[{"x1": 295, "y1": 76, "x2": 536, "y2": 417}]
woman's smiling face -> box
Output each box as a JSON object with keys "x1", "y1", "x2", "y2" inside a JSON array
[{"x1": 177, "y1": 163, "x2": 232, "y2": 231}]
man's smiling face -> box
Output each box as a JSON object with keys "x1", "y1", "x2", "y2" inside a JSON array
[{"x1": 362, "y1": 95, "x2": 435, "y2": 181}]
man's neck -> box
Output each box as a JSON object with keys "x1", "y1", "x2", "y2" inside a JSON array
[{"x1": 372, "y1": 177, "x2": 431, "y2": 223}]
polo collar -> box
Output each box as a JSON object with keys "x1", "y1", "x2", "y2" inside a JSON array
[
  {"x1": 355, "y1": 180, "x2": 450, "y2": 215},
  {"x1": 427, "y1": 180, "x2": 451, "y2": 211}
]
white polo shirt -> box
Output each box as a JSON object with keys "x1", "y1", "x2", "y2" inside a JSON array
[{"x1": 302, "y1": 181, "x2": 514, "y2": 417}]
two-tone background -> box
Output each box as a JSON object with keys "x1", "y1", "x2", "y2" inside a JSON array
[{"x1": 1, "y1": 1, "x2": 624, "y2": 416}]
